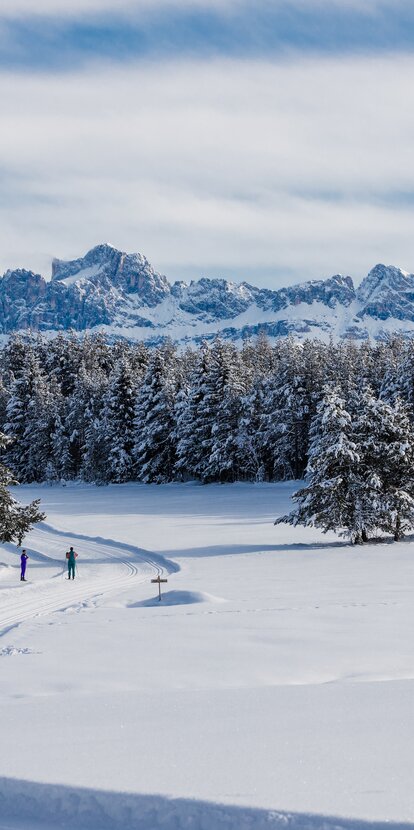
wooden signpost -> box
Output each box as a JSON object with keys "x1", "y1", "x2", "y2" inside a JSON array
[{"x1": 151, "y1": 574, "x2": 168, "y2": 601}]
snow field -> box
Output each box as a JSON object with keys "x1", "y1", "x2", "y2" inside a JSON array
[{"x1": 1, "y1": 482, "x2": 414, "y2": 829}]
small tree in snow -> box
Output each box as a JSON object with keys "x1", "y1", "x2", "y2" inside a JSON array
[{"x1": 0, "y1": 432, "x2": 45, "y2": 544}]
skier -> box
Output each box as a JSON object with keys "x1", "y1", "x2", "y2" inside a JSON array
[
  {"x1": 20, "y1": 549, "x2": 28, "y2": 581},
  {"x1": 66, "y1": 546, "x2": 78, "y2": 580}
]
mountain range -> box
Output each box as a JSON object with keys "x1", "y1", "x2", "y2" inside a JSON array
[{"x1": 2, "y1": 243, "x2": 414, "y2": 345}]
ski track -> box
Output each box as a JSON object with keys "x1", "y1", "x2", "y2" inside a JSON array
[{"x1": 0, "y1": 522, "x2": 179, "y2": 638}]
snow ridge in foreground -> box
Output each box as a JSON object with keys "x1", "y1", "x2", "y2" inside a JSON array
[{"x1": 1, "y1": 778, "x2": 411, "y2": 830}]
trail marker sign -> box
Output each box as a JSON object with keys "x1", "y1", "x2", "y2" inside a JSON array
[{"x1": 151, "y1": 574, "x2": 168, "y2": 601}]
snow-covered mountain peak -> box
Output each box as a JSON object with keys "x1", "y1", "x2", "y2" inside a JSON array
[
  {"x1": 2, "y1": 246, "x2": 414, "y2": 343},
  {"x1": 51, "y1": 244, "x2": 170, "y2": 306},
  {"x1": 357, "y1": 264, "x2": 413, "y2": 302},
  {"x1": 356, "y1": 264, "x2": 414, "y2": 322},
  {"x1": 52, "y1": 243, "x2": 122, "y2": 283}
]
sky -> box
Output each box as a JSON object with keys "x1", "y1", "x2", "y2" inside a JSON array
[{"x1": 2, "y1": 0, "x2": 414, "y2": 288}]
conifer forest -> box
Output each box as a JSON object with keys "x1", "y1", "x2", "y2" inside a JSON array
[{"x1": 2, "y1": 332, "x2": 414, "y2": 542}]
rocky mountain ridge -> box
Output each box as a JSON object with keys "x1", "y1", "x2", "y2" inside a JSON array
[{"x1": 2, "y1": 244, "x2": 414, "y2": 344}]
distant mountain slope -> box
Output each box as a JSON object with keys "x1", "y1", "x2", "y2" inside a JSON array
[{"x1": 2, "y1": 243, "x2": 414, "y2": 344}]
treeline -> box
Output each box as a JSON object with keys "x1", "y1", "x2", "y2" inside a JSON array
[{"x1": 0, "y1": 332, "x2": 413, "y2": 487}]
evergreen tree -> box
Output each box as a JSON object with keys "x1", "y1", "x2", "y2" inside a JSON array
[
  {"x1": 353, "y1": 391, "x2": 414, "y2": 540},
  {"x1": 260, "y1": 339, "x2": 313, "y2": 481},
  {"x1": 4, "y1": 351, "x2": 50, "y2": 482},
  {"x1": 134, "y1": 348, "x2": 177, "y2": 483},
  {"x1": 276, "y1": 387, "x2": 369, "y2": 543},
  {"x1": 101, "y1": 358, "x2": 137, "y2": 483},
  {"x1": 0, "y1": 432, "x2": 45, "y2": 544},
  {"x1": 237, "y1": 377, "x2": 267, "y2": 480},
  {"x1": 207, "y1": 340, "x2": 246, "y2": 482},
  {"x1": 75, "y1": 364, "x2": 110, "y2": 483},
  {"x1": 174, "y1": 344, "x2": 213, "y2": 481}
]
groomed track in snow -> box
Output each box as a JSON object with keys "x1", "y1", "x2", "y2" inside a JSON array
[{"x1": 0, "y1": 522, "x2": 178, "y2": 637}]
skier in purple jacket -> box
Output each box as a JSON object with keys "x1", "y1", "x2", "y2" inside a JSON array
[{"x1": 20, "y1": 549, "x2": 28, "y2": 581}]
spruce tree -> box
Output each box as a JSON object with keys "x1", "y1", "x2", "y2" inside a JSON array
[
  {"x1": 353, "y1": 391, "x2": 414, "y2": 541},
  {"x1": 207, "y1": 340, "x2": 246, "y2": 482},
  {"x1": 134, "y1": 348, "x2": 177, "y2": 483},
  {"x1": 174, "y1": 344, "x2": 212, "y2": 481},
  {"x1": 5, "y1": 351, "x2": 49, "y2": 482},
  {"x1": 101, "y1": 358, "x2": 137, "y2": 483},
  {"x1": 237, "y1": 378, "x2": 267, "y2": 481},
  {"x1": 0, "y1": 432, "x2": 45, "y2": 544},
  {"x1": 276, "y1": 387, "x2": 367, "y2": 543}
]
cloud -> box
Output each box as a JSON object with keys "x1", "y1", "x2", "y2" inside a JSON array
[
  {"x1": 1, "y1": 54, "x2": 414, "y2": 287},
  {"x1": 0, "y1": 0, "x2": 406, "y2": 16},
  {"x1": 0, "y1": 0, "x2": 242, "y2": 19}
]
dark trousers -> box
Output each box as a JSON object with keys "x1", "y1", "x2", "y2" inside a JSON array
[
  {"x1": 68, "y1": 563, "x2": 75, "y2": 579},
  {"x1": 20, "y1": 564, "x2": 26, "y2": 580}
]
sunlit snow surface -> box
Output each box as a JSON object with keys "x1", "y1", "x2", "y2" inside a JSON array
[{"x1": 0, "y1": 482, "x2": 413, "y2": 829}]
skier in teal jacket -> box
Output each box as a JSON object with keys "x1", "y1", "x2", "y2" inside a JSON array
[{"x1": 66, "y1": 546, "x2": 78, "y2": 580}]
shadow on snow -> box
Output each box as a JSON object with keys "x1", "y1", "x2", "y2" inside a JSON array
[{"x1": 0, "y1": 778, "x2": 412, "y2": 830}]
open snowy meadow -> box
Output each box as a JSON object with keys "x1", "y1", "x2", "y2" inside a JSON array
[{"x1": 0, "y1": 481, "x2": 413, "y2": 830}]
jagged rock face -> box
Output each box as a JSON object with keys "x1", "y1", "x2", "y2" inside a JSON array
[
  {"x1": 0, "y1": 246, "x2": 414, "y2": 343},
  {"x1": 357, "y1": 264, "x2": 414, "y2": 322},
  {"x1": 172, "y1": 278, "x2": 257, "y2": 319},
  {"x1": 52, "y1": 244, "x2": 170, "y2": 307},
  {"x1": 0, "y1": 245, "x2": 171, "y2": 334},
  {"x1": 254, "y1": 274, "x2": 356, "y2": 313},
  {"x1": 286, "y1": 274, "x2": 356, "y2": 309},
  {"x1": 0, "y1": 270, "x2": 47, "y2": 332}
]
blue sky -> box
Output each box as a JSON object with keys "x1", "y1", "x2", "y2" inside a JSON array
[
  {"x1": 1, "y1": 0, "x2": 414, "y2": 287},
  {"x1": 3, "y1": 1, "x2": 414, "y2": 69}
]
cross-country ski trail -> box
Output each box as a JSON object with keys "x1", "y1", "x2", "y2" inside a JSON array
[{"x1": 0, "y1": 521, "x2": 179, "y2": 637}]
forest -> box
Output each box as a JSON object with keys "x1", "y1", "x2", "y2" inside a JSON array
[{"x1": 1, "y1": 332, "x2": 414, "y2": 542}]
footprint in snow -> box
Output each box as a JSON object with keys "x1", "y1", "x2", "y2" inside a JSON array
[{"x1": 0, "y1": 646, "x2": 39, "y2": 657}]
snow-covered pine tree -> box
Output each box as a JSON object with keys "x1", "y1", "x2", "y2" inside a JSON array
[
  {"x1": 237, "y1": 377, "x2": 267, "y2": 480},
  {"x1": 4, "y1": 351, "x2": 50, "y2": 482},
  {"x1": 100, "y1": 358, "x2": 137, "y2": 483},
  {"x1": 176, "y1": 339, "x2": 243, "y2": 483},
  {"x1": 352, "y1": 390, "x2": 414, "y2": 541},
  {"x1": 275, "y1": 386, "x2": 369, "y2": 543},
  {"x1": 44, "y1": 332, "x2": 83, "y2": 398},
  {"x1": 381, "y1": 339, "x2": 414, "y2": 406},
  {"x1": 241, "y1": 332, "x2": 275, "y2": 379},
  {"x1": 260, "y1": 339, "x2": 314, "y2": 481},
  {"x1": 174, "y1": 343, "x2": 213, "y2": 481},
  {"x1": 1, "y1": 334, "x2": 28, "y2": 388},
  {"x1": 48, "y1": 375, "x2": 74, "y2": 481},
  {"x1": 133, "y1": 347, "x2": 177, "y2": 483},
  {"x1": 0, "y1": 432, "x2": 45, "y2": 544},
  {"x1": 207, "y1": 340, "x2": 246, "y2": 482},
  {"x1": 79, "y1": 370, "x2": 110, "y2": 483}
]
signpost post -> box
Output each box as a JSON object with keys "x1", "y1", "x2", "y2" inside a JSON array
[{"x1": 151, "y1": 574, "x2": 168, "y2": 601}]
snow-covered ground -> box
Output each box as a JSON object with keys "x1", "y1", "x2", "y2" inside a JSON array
[{"x1": 0, "y1": 482, "x2": 413, "y2": 830}]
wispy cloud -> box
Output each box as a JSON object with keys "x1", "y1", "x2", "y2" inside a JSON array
[
  {"x1": 0, "y1": 0, "x2": 243, "y2": 18},
  {"x1": 0, "y1": 0, "x2": 408, "y2": 17},
  {"x1": 1, "y1": 1, "x2": 414, "y2": 70},
  {"x1": 1, "y1": 55, "x2": 414, "y2": 286}
]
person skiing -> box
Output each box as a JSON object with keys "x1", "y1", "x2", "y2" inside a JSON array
[
  {"x1": 66, "y1": 546, "x2": 78, "y2": 580},
  {"x1": 20, "y1": 549, "x2": 28, "y2": 581}
]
